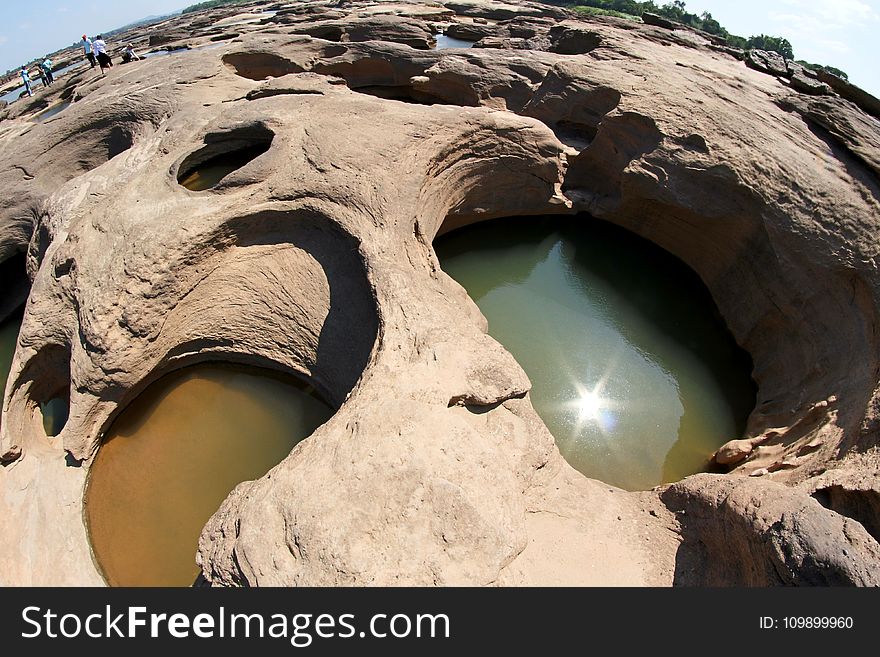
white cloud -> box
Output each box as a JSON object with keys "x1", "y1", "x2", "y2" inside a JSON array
[
  {"x1": 770, "y1": 11, "x2": 822, "y2": 35},
  {"x1": 731, "y1": 0, "x2": 880, "y2": 94},
  {"x1": 57, "y1": 6, "x2": 68, "y2": 12},
  {"x1": 768, "y1": 1, "x2": 877, "y2": 60},
  {"x1": 0, "y1": 36, "x2": 7, "y2": 46},
  {"x1": 815, "y1": 38, "x2": 854, "y2": 54},
  {"x1": 778, "y1": 0, "x2": 879, "y2": 28}
]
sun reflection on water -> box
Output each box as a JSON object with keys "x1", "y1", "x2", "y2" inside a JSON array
[{"x1": 564, "y1": 378, "x2": 620, "y2": 439}]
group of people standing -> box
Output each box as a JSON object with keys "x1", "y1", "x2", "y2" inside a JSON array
[
  {"x1": 15, "y1": 33, "x2": 142, "y2": 101},
  {"x1": 81, "y1": 35, "x2": 141, "y2": 73},
  {"x1": 18, "y1": 58, "x2": 55, "y2": 97},
  {"x1": 82, "y1": 35, "x2": 113, "y2": 74}
]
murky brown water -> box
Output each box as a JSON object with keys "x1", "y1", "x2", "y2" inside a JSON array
[
  {"x1": 435, "y1": 216, "x2": 756, "y2": 491},
  {"x1": 85, "y1": 364, "x2": 332, "y2": 586}
]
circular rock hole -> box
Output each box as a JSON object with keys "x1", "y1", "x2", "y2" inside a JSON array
[
  {"x1": 85, "y1": 362, "x2": 333, "y2": 587},
  {"x1": 14, "y1": 343, "x2": 72, "y2": 439},
  {"x1": 434, "y1": 215, "x2": 756, "y2": 491},
  {"x1": 177, "y1": 124, "x2": 274, "y2": 191},
  {"x1": 222, "y1": 52, "x2": 303, "y2": 81}
]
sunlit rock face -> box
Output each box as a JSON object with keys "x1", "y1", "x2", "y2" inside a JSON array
[{"x1": 0, "y1": 0, "x2": 879, "y2": 586}]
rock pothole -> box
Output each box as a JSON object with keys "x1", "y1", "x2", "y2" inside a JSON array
[
  {"x1": 222, "y1": 51, "x2": 304, "y2": 80},
  {"x1": 177, "y1": 123, "x2": 275, "y2": 191},
  {"x1": 18, "y1": 343, "x2": 71, "y2": 442}
]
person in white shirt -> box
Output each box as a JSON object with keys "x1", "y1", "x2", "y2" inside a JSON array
[
  {"x1": 82, "y1": 35, "x2": 96, "y2": 67},
  {"x1": 92, "y1": 35, "x2": 113, "y2": 74}
]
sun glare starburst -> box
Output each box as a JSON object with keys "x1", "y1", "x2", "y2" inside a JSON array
[
  {"x1": 563, "y1": 377, "x2": 619, "y2": 438},
  {"x1": 576, "y1": 390, "x2": 604, "y2": 422}
]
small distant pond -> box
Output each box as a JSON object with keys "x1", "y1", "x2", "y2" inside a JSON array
[
  {"x1": 142, "y1": 46, "x2": 192, "y2": 58},
  {"x1": 33, "y1": 102, "x2": 70, "y2": 123},
  {"x1": 434, "y1": 34, "x2": 476, "y2": 49}
]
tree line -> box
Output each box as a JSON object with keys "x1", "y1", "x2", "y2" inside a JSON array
[{"x1": 182, "y1": 0, "x2": 253, "y2": 14}]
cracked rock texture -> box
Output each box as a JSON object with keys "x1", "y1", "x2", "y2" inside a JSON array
[{"x1": 0, "y1": 0, "x2": 878, "y2": 586}]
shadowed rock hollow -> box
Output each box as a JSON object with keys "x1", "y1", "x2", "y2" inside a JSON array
[{"x1": 0, "y1": 0, "x2": 878, "y2": 586}]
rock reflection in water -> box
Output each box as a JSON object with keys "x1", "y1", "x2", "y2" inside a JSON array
[
  {"x1": 85, "y1": 364, "x2": 332, "y2": 586},
  {"x1": 434, "y1": 217, "x2": 755, "y2": 491}
]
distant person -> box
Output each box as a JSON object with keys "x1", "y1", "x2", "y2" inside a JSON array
[
  {"x1": 82, "y1": 34, "x2": 96, "y2": 67},
  {"x1": 36, "y1": 66, "x2": 48, "y2": 87},
  {"x1": 41, "y1": 58, "x2": 54, "y2": 85},
  {"x1": 20, "y1": 67, "x2": 32, "y2": 96},
  {"x1": 122, "y1": 44, "x2": 140, "y2": 63},
  {"x1": 93, "y1": 35, "x2": 113, "y2": 74}
]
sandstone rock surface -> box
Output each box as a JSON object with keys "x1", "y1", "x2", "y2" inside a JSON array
[
  {"x1": 0, "y1": 0, "x2": 878, "y2": 587},
  {"x1": 746, "y1": 48, "x2": 788, "y2": 77}
]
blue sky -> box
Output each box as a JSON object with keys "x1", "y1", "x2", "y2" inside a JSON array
[
  {"x1": 0, "y1": 1, "x2": 878, "y2": 95},
  {"x1": 689, "y1": 0, "x2": 879, "y2": 95}
]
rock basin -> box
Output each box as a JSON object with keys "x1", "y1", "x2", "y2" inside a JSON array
[{"x1": 85, "y1": 363, "x2": 332, "y2": 586}]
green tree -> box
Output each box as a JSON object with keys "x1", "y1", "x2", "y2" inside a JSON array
[
  {"x1": 657, "y1": 1, "x2": 686, "y2": 21},
  {"x1": 699, "y1": 11, "x2": 724, "y2": 36},
  {"x1": 797, "y1": 61, "x2": 849, "y2": 80},
  {"x1": 746, "y1": 34, "x2": 794, "y2": 60}
]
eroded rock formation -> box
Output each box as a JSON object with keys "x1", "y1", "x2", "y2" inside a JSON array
[{"x1": 0, "y1": 0, "x2": 878, "y2": 586}]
